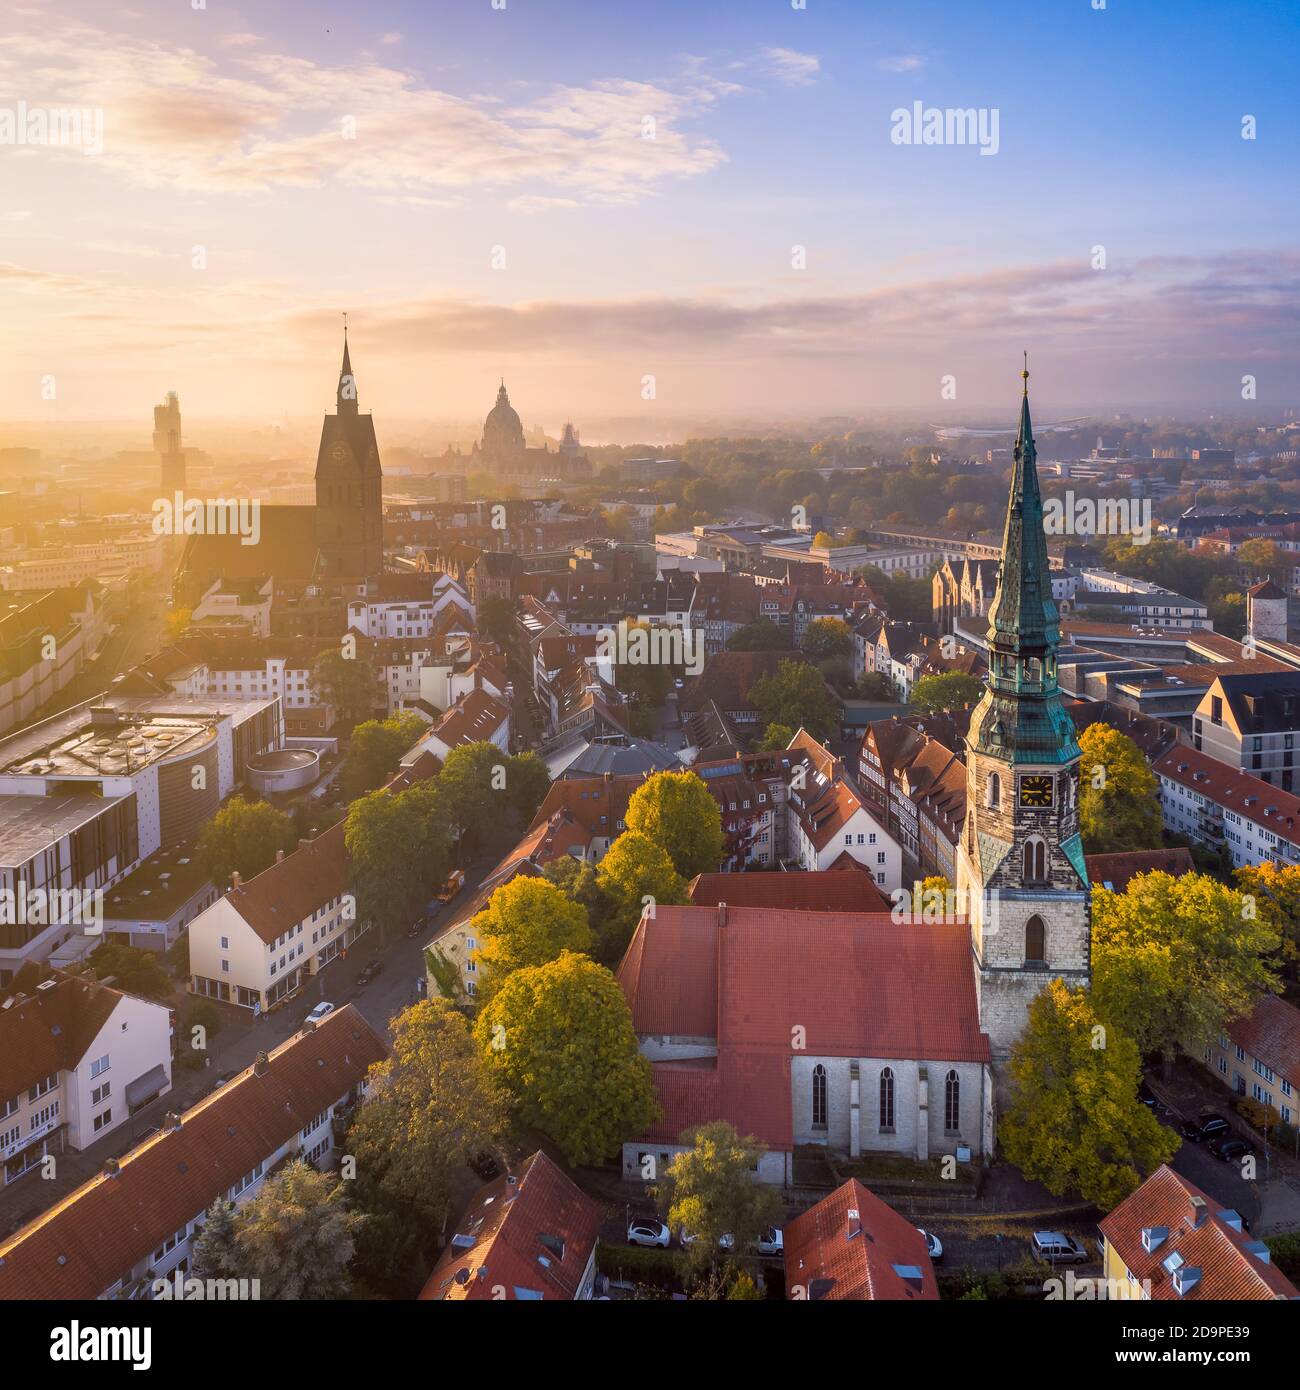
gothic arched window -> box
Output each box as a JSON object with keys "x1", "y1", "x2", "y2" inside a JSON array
[
  {"x1": 944, "y1": 1069, "x2": 961, "y2": 1133},
  {"x1": 811, "y1": 1064, "x2": 828, "y2": 1129},
  {"x1": 879, "y1": 1067, "x2": 895, "y2": 1132},
  {"x1": 1023, "y1": 836, "x2": 1047, "y2": 883},
  {"x1": 1025, "y1": 914, "x2": 1046, "y2": 965},
  {"x1": 986, "y1": 771, "x2": 1001, "y2": 810}
]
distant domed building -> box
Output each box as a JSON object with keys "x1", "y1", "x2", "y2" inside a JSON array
[{"x1": 442, "y1": 382, "x2": 590, "y2": 479}]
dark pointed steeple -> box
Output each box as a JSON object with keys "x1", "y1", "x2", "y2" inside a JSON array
[
  {"x1": 337, "y1": 326, "x2": 358, "y2": 415},
  {"x1": 966, "y1": 358, "x2": 1079, "y2": 765}
]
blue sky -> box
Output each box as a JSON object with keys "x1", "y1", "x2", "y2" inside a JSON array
[{"x1": 1, "y1": 0, "x2": 1296, "y2": 423}]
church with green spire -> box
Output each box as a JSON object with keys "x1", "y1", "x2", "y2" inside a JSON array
[{"x1": 956, "y1": 362, "x2": 1091, "y2": 1066}]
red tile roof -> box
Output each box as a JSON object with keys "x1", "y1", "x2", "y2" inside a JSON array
[
  {"x1": 428, "y1": 687, "x2": 509, "y2": 749},
  {"x1": 1227, "y1": 994, "x2": 1300, "y2": 1095},
  {"x1": 1099, "y1": 1165, "x2": 1297, "y2": 1301},
  {"x1": 617, "y1": 906, "x2": 989, "y2": 1150},
  {"x1": 419, "y1": 1151, "x2": 603, "y2": 1300},
  {"x1": 1085, "y1": 848, "x2": 1196, "y2": 893},
  {"x1": 0, "y1": 1005, "x2": 386, "y2": 1301},
  {"x1": 226, "y1": 819, "x2": 348, "y2": 945},
  {"x1": 783, "y1": 1178, "x2": 938, "y2": 1300},
  {"x1": 1154, "y1": 743, "x2": 1300, "y2": 850},
  {"x1": 686, "y1": 868, "x2": 890, "y2": 914},
  {"x1": 0, "y1": 972, "x2": 130, "y2": 1103}
]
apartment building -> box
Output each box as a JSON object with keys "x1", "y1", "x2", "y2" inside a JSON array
[
  {"x1": 0, "y1": 1005, "x2": 385, "y2": 1299},
  {"x1": 1193, "y1": 670, "x2": 1300, "y2": 789},
  {"x1": 0, "y1": 971, "x2": 172, "y2": 1186},
  {"x1": 1199, "y1": 993, "x2": 1300, "y2": 1126},
  {"x1": 0, "y1": 583, "x2": 108, "y2": 736}
]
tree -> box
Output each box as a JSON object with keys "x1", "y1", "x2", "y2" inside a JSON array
[
  {"x1": 190, "y1": 1199, "x2": 242, "y2": 1281},
  {"x1": 749, "y1": 658, "x2": 836, "y2": 743},
  {"x1": 544, "y1": 855, "x2": 619, "y2": 960},
  {"x1": 659, "y1": 1121, "x2": 783, "y2": 1267},
  {"x1": 801, "y1": 617, "x2": 853, "y2": 662},
  {"x1": 852, "y1": 673, "x2": 896, "y2": 702},
  {"x1": 347, "y1": 999, "x2": 508, "y2": 1233},
  {"x1": 910, "y1": 671, "x2": 985, "y2": 713},
  {"x1": 754, "y1": 722, "x2": 795, "y2": 752},
  {"x1": 1076, "y1": 723, "x2": 1163, "y2": 854},
  {"x1": 625, "y1": 770, "x2": 725, "y2": 879},
  {"x1": 346, "y1": 782, "x2": 452, "y2": 941},
  {"x1": 999, "y1": 981, "x2": 1178, "y2": 1210},
  {"x1": 1236, "y1": 538, "x2": 1287, "y2": 584},
  {"x1": 596, "y1": 831, "x2": 688, "y2": 961},
  {"x1": 477, "y1": 594, "x2": 516, "y2": 647},
  {"x1": 505, "y1": 751, "x2": 550, "y2": 826},
  {"x1": 725, "y1": 619, "x2": 792, "y2": 652},
  {"x1": 1092, "y1": 871, "x2": 1281, "y2": 1076},
  {"x1": 87, "y1": 943, "x2": 173, "y2": 1001},
  {"x1": 613, "y1": 621, "x2": 674, "y2": 706},
  {"x1": 438, "y1": 740, "x2": 510, "y2": 849},
  {"x1": 471, "y1": 876, "x2": 593, "y2": 995},
  {"x1": 812, "y1": 530, "x2": 835, "y2": 549},
  {"x1": 312, "y1": 646, "x2": 383, "y2": 725},
  {"x1": 221, "y1": 1159, "x2": 364, "y2": 1299},
  {"x1": 163, "y1": 608, "x2": 191, "y2": 641},
  {"x1": 197, "y1": 794, "x2": 297, "y2": 890},
  {"x1": 1235, "y1": 861, "x2": 1300, "y2": 993},
  {"x1": 339, "y1": 712, "x2": 427, "y2": 801},
  {"x1": 474, "y1": 951, "x2": 660, "y2": 1165}
]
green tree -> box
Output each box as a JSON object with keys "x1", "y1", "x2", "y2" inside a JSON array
[
  {"x1": 347, "y1": 999, "x2": 508, "y2": 1233},
  {"x1": 472, "y1": 876, "x2": 593, "y2": 995},
  {"x1": 477, "y1": 594, "x2": 516, "y2": 647},
  {"x1": 754, "y1": 722, "x2": 795, "y2": 752},
  {"x1": 910, "y1": 671, "x2": 985, "y2": 713},
  {"x1": 438, "y1": 740, "x2": 510, "y2": 849},
  {"x1": 596, "y1": 831, "x2": 688, "y2": 961},
  {"x1": 543, "y1": 855, "x2": 618, "y2": 959},
  {"x1": 197, "y1": 794, "x2": 297, "y2": 890},
  {"x1": 725, "y1": 619, "x2": 792, "y2": 652},
  {"x1": 474, "y1": 951, "x2": 660, "y2": 1165},
  {"x1": 1235, "y1": 861, "x2": 1300, "y2": 991},
  {"x1": 1000, "y1": 980, "x2": 1178, "y2": 1209},
  {"x1": 625, "y1": 770, "x2": 725, "y2": 879},
  {"x1": 505, "y1": 751, "x2": 550, "y2": 826},
  {"x1": 87, "y1": 943, "x2": 172, "y2": 1001},
  {"x1": 339, "y1": 712, "x2": 427, "y2": 801},
  {"x1": 346, "y1": 782, "x2": 452, "y2": 942},
  {"x1": 853, "y1": 673, "x2": 896, "y2": 701},
  {"x1": 659, "y1": 1121, "x2": 783, "y2": 1267},
  {"x1": 190, "y1": 1199, "x2": 242, "y2": 1281},
  {"x1": 222, "y1": 1159, "x2": 365, "y2": 1300},
  {"x1": 312, "y1": 645, "x2": 383, "y2": 725},
  {"x1": 1092, "y1": 871, "x2": 1281, "y2": 1076},
  {"x1": 801, "y1": 617, "x2": 853, "y2": 661},
  {"x1": 749, "y1": 658, "x2": 836, "y2": 743},
  {"x1": 1077, "y1": 723, "x2": 1163, "y2": 854}
]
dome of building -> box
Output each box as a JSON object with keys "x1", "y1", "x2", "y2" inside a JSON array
[{"x1": 482, "y1": 381, "x2": 525, "y2": 460}]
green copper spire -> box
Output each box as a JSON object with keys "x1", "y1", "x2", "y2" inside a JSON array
[{"x1": 966, "y1": 358, "x2": 1080, "y2": 764}]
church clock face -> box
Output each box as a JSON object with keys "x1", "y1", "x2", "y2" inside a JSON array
[{"x1": 1019, "y1": 774, "x2": 1054, "y2": 808}]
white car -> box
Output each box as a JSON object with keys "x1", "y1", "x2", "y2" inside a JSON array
[
  {"x1": 306, "y1": 1002, "x2": 335, "y2": 1024},
  {"x1": 627, "y1": 1219, "x2": 671, "y2": 1249},
  {"x1": 752, "y1": 1227, "x2": 784, "y2": 1257},
  {"x1": 918, "y1": 1228, "x2": 943, "y2": 1263}
]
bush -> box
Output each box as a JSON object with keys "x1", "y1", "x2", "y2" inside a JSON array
[
  {"x1": 595, "y1": 1241, "x2": 688, "y2": 1287},
  {"x1": 1265, "y1": 1232, "x2": 1300, "y2": 1280},
  {"x1": 1236, "y1": 1095, "x2": 1283, "y2": 1134}
]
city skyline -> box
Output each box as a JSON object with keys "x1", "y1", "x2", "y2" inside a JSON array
[{"x1": 2, "y1": 0, "x2": 1297, "y2": 422}]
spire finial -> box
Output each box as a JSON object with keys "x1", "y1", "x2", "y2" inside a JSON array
[{"x1": 1021, "y1": 350, "x2": 1029, "y2": 395}]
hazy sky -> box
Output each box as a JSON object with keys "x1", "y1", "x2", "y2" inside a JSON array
[{"x1": 2, "y1": 0, "x2": 1297, "y2": 429}]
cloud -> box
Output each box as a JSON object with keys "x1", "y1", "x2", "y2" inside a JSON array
[
  {"x1": 758, "y1": 47, "x2": 821, "y2": 87},
  {"x1": 877, "y1": 54, "x2": 926, "y2": 73},
  {"x1": 379, "y1": 32, "x2": 403, "y2": 46},
  {"x1": 506, "y1": 194, "x2": 581, "y2": 214},
  {"x1": 0, "y1": 17, "x2": 733, "y2": 204}
]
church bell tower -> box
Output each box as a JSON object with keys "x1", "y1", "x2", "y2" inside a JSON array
[
  {"x1": 314, "y1": 327, "x2": 384, "y2": 580},
  {"x1": 955, "y1": 362, "x2": 1090, "y2": 1063}
]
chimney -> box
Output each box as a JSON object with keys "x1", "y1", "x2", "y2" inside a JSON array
[
  {"x1": 717, "y1": 902, "x2": 727, "y2": 929},
  {"x1": 253, "y1": 1050, "x2": 269, "y2": 1078},
  {"x1": 846, "y1": 1207, "x2": 862, "y2": 1240},
  {"x1": 276, "y1": 849, "x2": 285, "y2": 863},
  {"x1": 230, "y1": 870, "x2": 242, "y2": 891},
  {"x1": 103, "y1": 1157, "x2": 121, "y2": 1178},
  {"x1": 1190, "y1": 1195, "x2": 1208, "y2": 1229},
  {"x1": 163, "y1": 1110, "x2": 182, "y2": 1133}
]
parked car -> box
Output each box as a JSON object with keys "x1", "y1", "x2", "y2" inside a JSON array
[
  {"x1": 752, "y1": 1227, "x2": 783, "y2": 1257},
  {"x1": 468, "y1": 1152, "x2": 501, "y2": 1181},
  {"x1": 1031, "y1": 1231, "x2": 1089, "y2": 1265},
  {"x1": 356, "y1": 960, "x2": 383, "y2": 986},
  {"x1": 1183, "y1": 1112, "x2": 1231, "y2": 1142},
  {"x1": 918, "y1": 1228, "x2": 944, "y2": 1264},
  {"x1": 1138, "y1": 1082, "x2": 1158, "y2": 1108},
  {"x1": 627, "y1": 1219, "x2": 672, "y2": 1249},
  {"x1": 306, "y1": 1001, "x2": 335, "y2": 1023},
  {"x1": 435, "y1": 868, "x2": 466, "y2": 903},
  {"x1": 1208, "y1": 1134, "x2": 1255, "y2": 1163}
]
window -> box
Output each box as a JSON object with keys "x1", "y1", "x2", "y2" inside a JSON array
[
  {"x1": 1023, "y1": 837, "x2": 1047, "y2": 883},
  {"x1": 1025, "y1": 915, "x2": 1046, "y2": 965},
  {"x1": 91, "y1": 1082, "x2": 110, "y2": 1106},
  {"x1": 1235, "y1": 1045, "x2": 1246, "y2": 1062},
  {"x1": 986, "y1": 771, "x2": 1001, "y2": 809},
  {"x1": 868, "y1": 833, "x2": 876, "y2": 845},
  {"x1": 28, "y1": 1073, "x2": 57, "y2": 1102},
  {"x1": 944, "y1": 1070, "x2": 960, "y2": 1133},
  {"x1": 92, "y1": 1109, "x2": 113, "y2": 1133},
  {"x1": 220, "y1": 936, "x2": 229, "y2": 950},
  {"x1": 879, "y1": 1067, "x2": 895, "y2": 1132},
  {"x1": 844, "y1": 834, "x2": 852, "y2": 845},
  {"x1": 811, "y1": 1065, "x2": 828, "y2": 1129}
]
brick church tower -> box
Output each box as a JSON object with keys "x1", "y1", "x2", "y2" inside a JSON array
[
  {"x1": 314, "y1": 329, "x2": 384, "y2": 580},
  {"x1": 955, "y1": 362, "x2": 1090, "y2": 1064}
]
